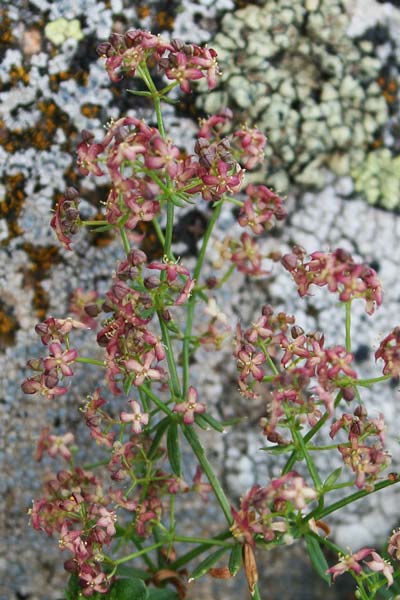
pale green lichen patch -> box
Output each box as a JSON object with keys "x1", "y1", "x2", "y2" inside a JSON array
[
  {"x1": 352, "y1": 149, "x2": 400, "y2": 210},
  {"x1": 198, "y1": 0, "x2": 392, "y2": 195},
  {"x1": 44, "y1": 18, "x2": 84, "y2": 46}
]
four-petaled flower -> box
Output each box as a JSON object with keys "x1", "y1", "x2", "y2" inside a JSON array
[
  {"x1": 124, "y1": 351, "x2": 162, "y2": 386},
  {"x1": 120, "y1": 400, "x2": 149, "y2": 433},
  {"x1": 173, "y1": 386, "x2": 206, "y2": 425}
]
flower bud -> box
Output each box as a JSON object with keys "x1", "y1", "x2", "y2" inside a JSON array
[
  {"x1": 129, "y1": 248, "x2": 147, "y2": 266},
  {"x1": 144, "y1": 276, "x2": 160, "y2": 289},
  {"x1": 281, "y1": 253, "x2": 298, "y2": 271},
  {"x1": 342, "y1": 386, "x2": 355, "y2": 402},
  {"x1": 206, "y1": 276, "x2": 218, "y2": 289},
  {"x1": 161, "y1": 309, "x2": 172, "y2": 322},
  {"x1": 84, "y1": 303, "x2": 100, "y2": 318},
  {"x1": 291, "y1": 325, "x2": 304, "y2": 339}
]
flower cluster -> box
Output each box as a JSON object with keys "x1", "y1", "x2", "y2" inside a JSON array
[
  {"x1": 97, "y1": 30, "x2": 218, "y2": 90},
  {"x1": 327, "y1": 548, "x2": 393, "y2": 587},
  {"x1": 30, "y1": 467, "x2": 116, "y2": 596},
  {"x1": 281, "y1": 247, "x2": 382, "y2": 314},
  {"x1": 21, "y1": 318, "x2": 84, "y2": 399},
  {"x1": 231, "y1": 472, "x2": 317, "y2": 546},
  {"x1": 25, "y1": 26, "x2": 400, "y2": 600},
  {"x1": 375, "y1": 326, "x2": 400, "y2": 377},
  {"x1": 330, "y1": 405, "x2": 390, "y2": 489}
]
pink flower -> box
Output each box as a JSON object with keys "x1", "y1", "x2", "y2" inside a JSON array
[
  {"x1": 388, "y1": 528, "x2": 400, "y2": 561},
  {"x1": 120, "y1": 399, "x2": 149, "y2": 433},
  {"x1": 365, "y1": 551, "x2": 393, "y2": 586},
  {"x1": 173, "y1": 386, "x2": 206, "y2": 424},
  {"x1": 35, "y1": 427, "x2": 75, "y2": 461},
  {"x1": 175, "y1": 277, "x2": 195, "y2": 305},
  {"x1": 233, "y1": 127, "x2": 267, "y2": 170},
  {"x1": 145, "y1": 135, "x2": 180, "y2": 177},
  {"x1": 375, "y1": 326, "x2": 400, "y2": 377},
  {"x1": 192, "y1": 466, "x2": 212, "y2": 502},
  {"x1": 124, "y1": 351, "x2": 162, "y2": 386},
  {"x1": 164, "y1": 51, "x2": 204, "y2": 93},
  {"x1": 76, "y1": 131, "x2": 104, "y2": 176},
  {"x1": 21, "y1": 374, "x2": 68, "y2": 399},
  {"x1": 148, "y1": 259, "x2": 190, "y2": 282},
  {"x1": 44, "y1": 342, "x2": 78, "y2": 377},
  {"x1": 327, "y1": 548, "x2": 374, "y2": 580}
]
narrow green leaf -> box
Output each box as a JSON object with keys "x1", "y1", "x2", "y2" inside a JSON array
[
  {"x1": 123, "y1": 373, "x2": 135, "y2": 396},
  {"x1": 108, "y1": 578, "x2": 149, "y2": 600},
  {"x1": 88, "y1": 224, "x2": 114, "y2": 232},
  {"x1": 260, "y1": 444, "x2": 295, "y2": 455},
  {"x1": 127, "y1": 89, "x2": 152, "y2": 97},
  {"x1": 228, "y1": 543, "x2": 242, "y2": 576},
  {"x1": 164, "y1": 319, "x2": 180, "y2": 334},
  {"x1": 305, "y1": 535, "x2": 331, "y2": 585},
  {"x1": 167, "y1": 422, "x2": 181, "y2": 477},
  {"x1": 148, "y1": 417, "x2": 170, "y2": 459},
  {"x1": 323, "y1": 468, "x2": 343, "y2": 490},
  {"x1": 189, "y1": 547, "x2": 228, "y2": 581},
  {"x1": 195, "y1": 412, "x2": 225, "y2": 433}
]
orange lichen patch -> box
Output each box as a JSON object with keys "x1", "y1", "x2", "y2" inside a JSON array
[
  {"x1": 21, "y1": 244, "x2": 62, "y2": 319},
  {"x1": 49, "y1": 69, "x2": 89, "y2": 93},
  {"x1": 81, "y1": 104, "x2": 102, "y2": 118},
  {"x1": 32, "y1": 284, "x2": 50, "y2": 320},
  {"x1": 0, "y1": 173, "x2": 26, "y2": 245},
  {"x1": 137, "y1": 5, "x2": 151, "y2": 18},
  {"x1": 0, "y1": 300, "x2": 19, "y2": 349},
  {"x1": 22, "y1": 243, "x2": 61, "y2": 274},
  {"x1": 155, "y1": 11, "x2": 175, "y2": 31},
  {"x1": 378, "y1": 76, "x2": 398, "y2": 107},
  {"x1": 370, "y1": 138, "x2": 384, "y2": 149},
  {"x1": 0, "y1": 100, "x2": 74, "y2": 152},
  {"x1": 0, "y1": 9, "x2": 14, "y2": 45},
  {"x1": 9, "y1": 65, "x2": 30, "y2": 86}
]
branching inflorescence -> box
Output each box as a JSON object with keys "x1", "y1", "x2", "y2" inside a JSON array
[{"x1": 22, "y1": 29, "x2": 400, "y2": 600}]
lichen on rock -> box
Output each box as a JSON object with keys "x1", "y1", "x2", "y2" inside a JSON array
[{"x1": 197, "y1": 0, "x2": 391, "y2": 194}]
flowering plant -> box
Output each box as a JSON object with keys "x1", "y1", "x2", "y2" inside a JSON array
[{"x1": 23, "y1": 29, "x2": 400, "y2": 600}]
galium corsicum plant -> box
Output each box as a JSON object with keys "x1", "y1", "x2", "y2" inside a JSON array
[{"x1": 22, "y1": 29, "x2": 400, "y2": 600}]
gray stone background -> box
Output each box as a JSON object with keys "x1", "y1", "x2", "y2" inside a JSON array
[{"x1": 1, "y1": 0, "x2": 400, "y2": 598}]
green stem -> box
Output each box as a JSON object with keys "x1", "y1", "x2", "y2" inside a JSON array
[
  {"x1": 114, "y1": 541, "x2": 165, "y2": 565},
  {"x1": 173, "y1": 535, "x2": 233, "y2": 547},
  {"x1": 307, "y1": 444, "x2": 341, "y2": 451},
  {"x1": 140, "y1": 383, "x2": 174, "y2": 417},
  {"x1": 163, "y1": 200, "x2": 174, "y2": 261},
  {"x1": 345, "y1": 301, "x2": 352, "y2": 353},
  {"x1": 152, "y1": 218, "x2": 165, "y2": 247},
  {"x1": 182, "y1": 202, "x2": 223, "y2": 394},
  {"x1": 76, "y1": 356, "x2": 105, "y2": 367},
  {"x1": 282, "y1": 391, "x2": 342, "y2": 475},
  {"x1": 158, "y1": 316, "x2": 181, "y2": 397},
  {"x1": 356, "y1": 375, "x2": 391, "y2": 387},
  {"x1": 291, "y1": 424, "x2": 322, "y2": 488},
  {"x1": 217, "y1": 264, "x2": 236, "y2": 288},
  {"x1": 80, "y1": 220, "x2": 109, "y2": 226},
  {"x1": 183, "y1": 425, "x2": 233, "y2": 526},
  {"x1": 169, "y1": 531, "x2": 232, "y2": 570},
  {"x1": 119, "y1": 225, "x2": 131, "y2": 255},
  {"x1": 251, "y1": 583, "x2": 262, "y2": 600},
  {"x1": 304, "y1": 477, "x2": 399, "y2": 522}
]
